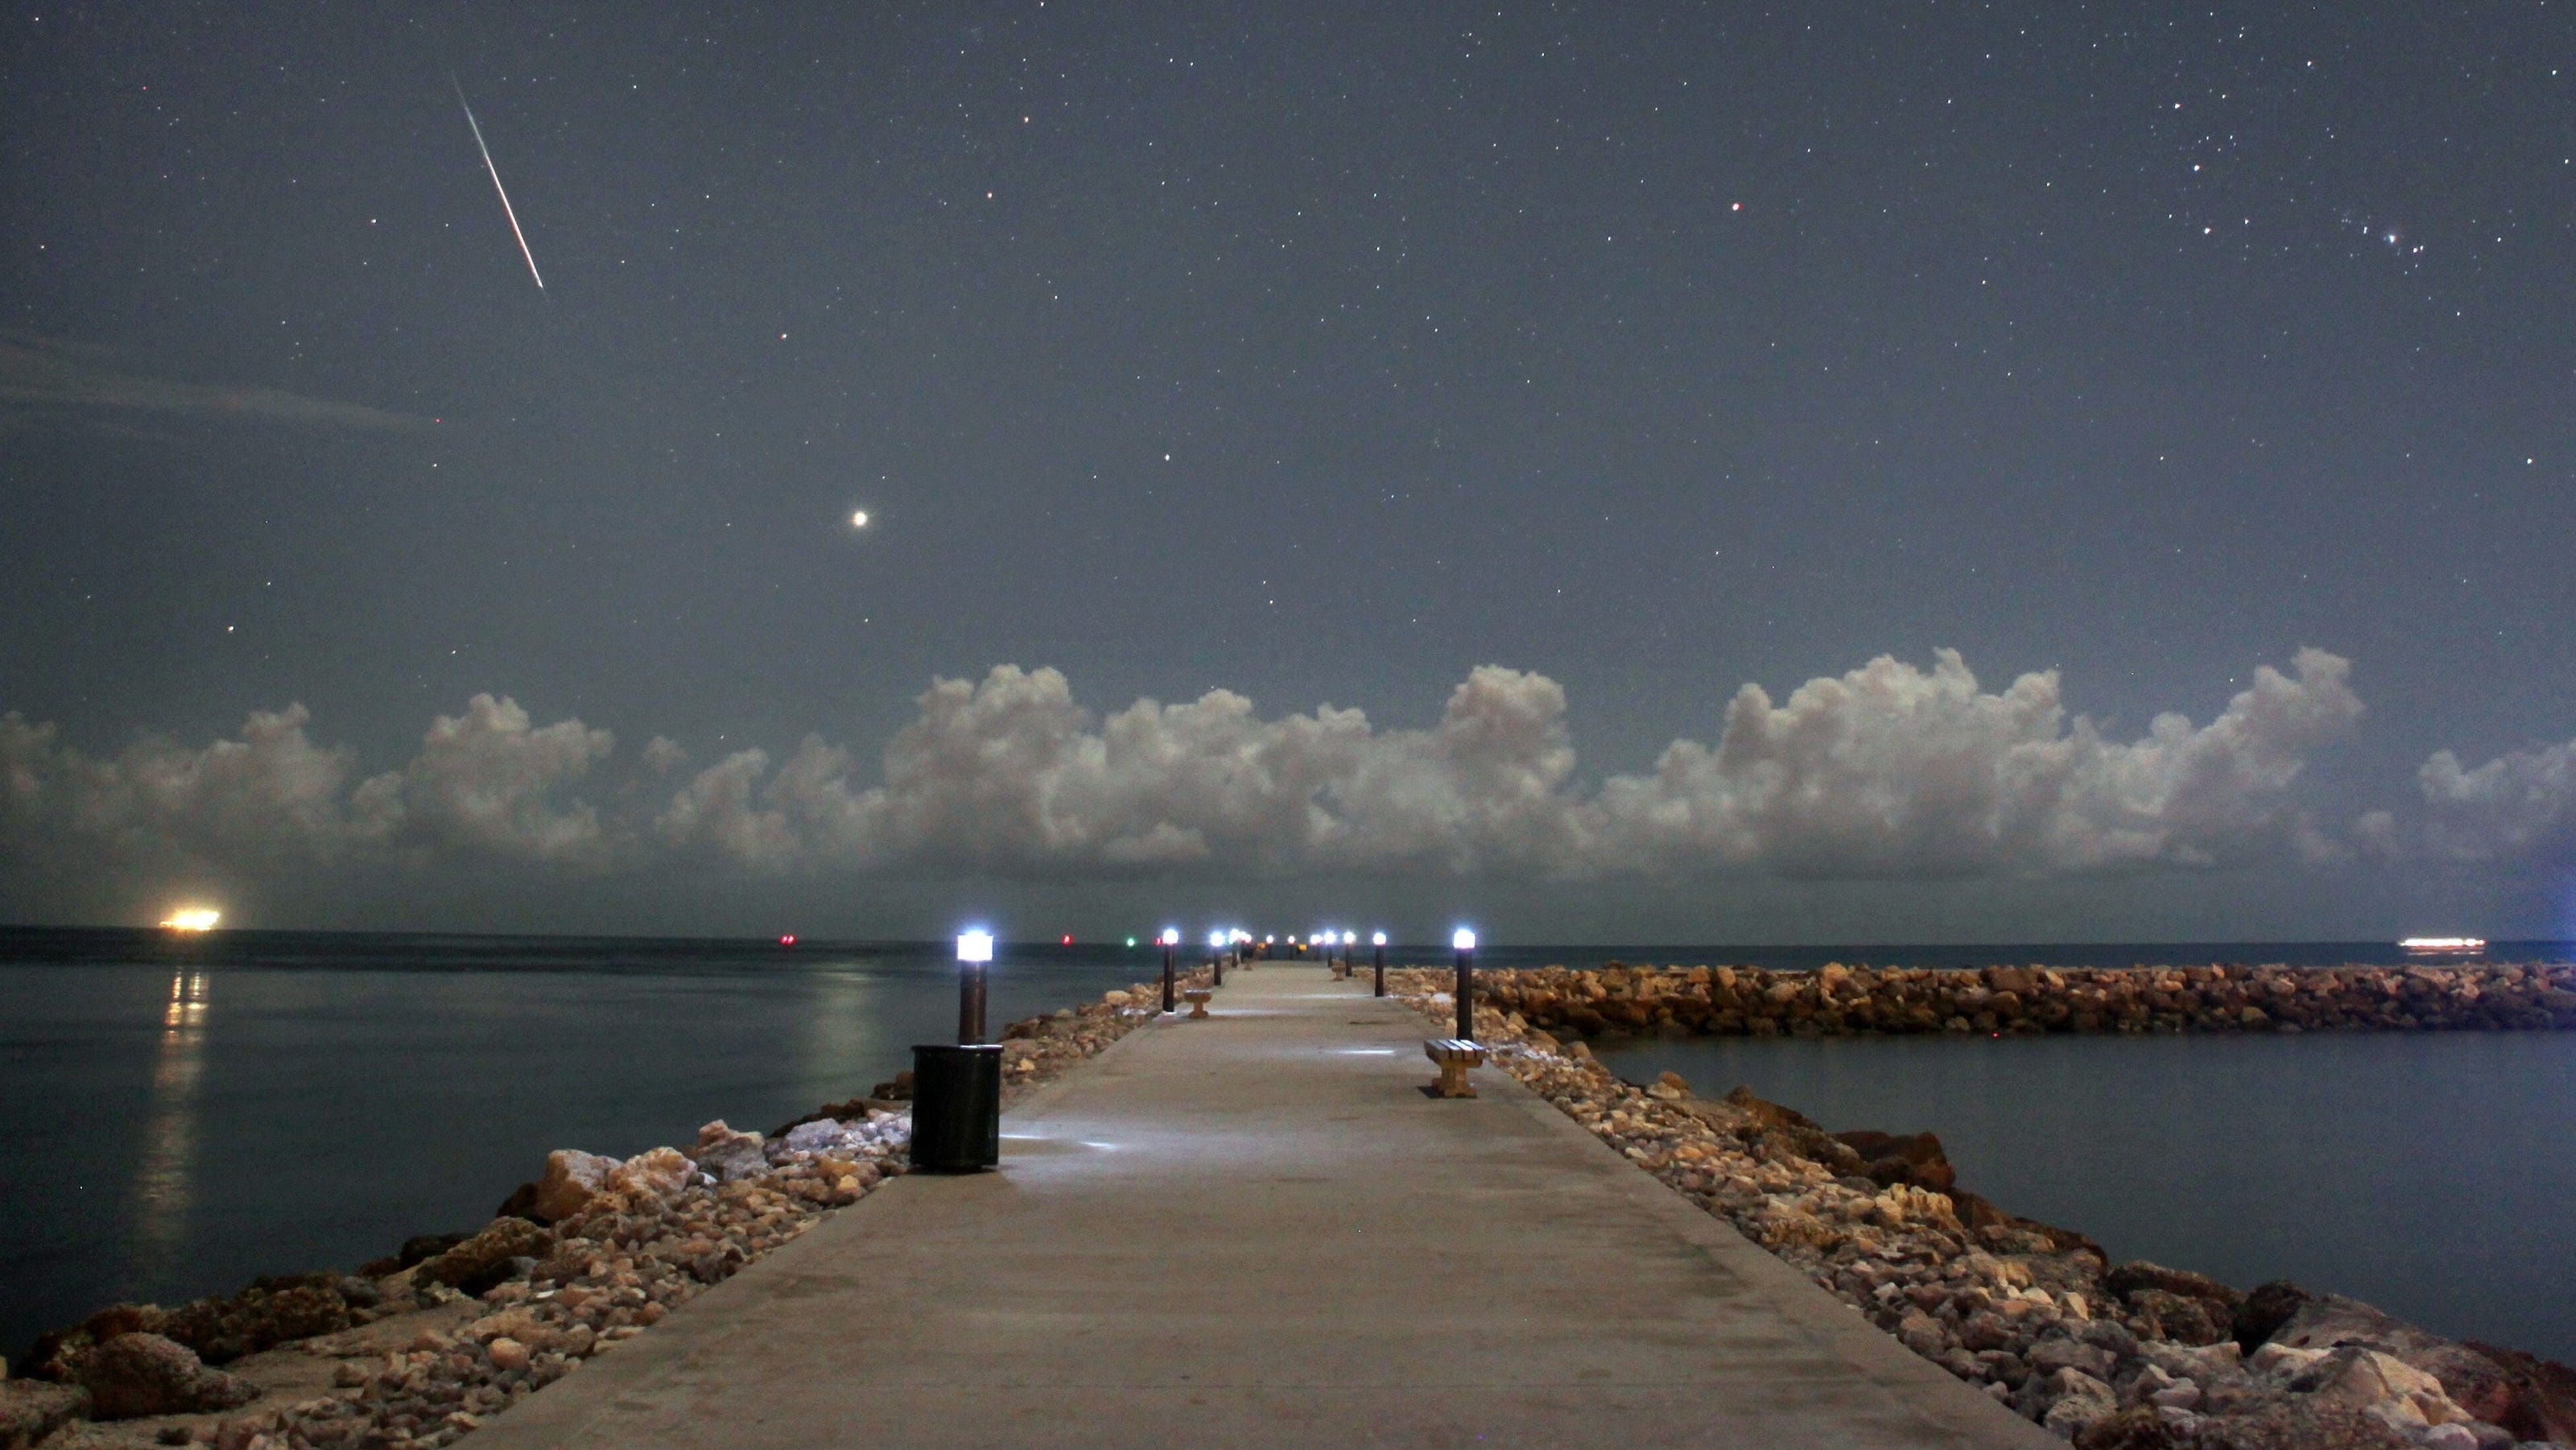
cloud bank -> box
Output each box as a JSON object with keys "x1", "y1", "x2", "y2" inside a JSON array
[
  {"x1": 2356, "y1": 737, "x2": 2576, "y2": 868},
  {"x1": 1, "y1": 650, "x2": 2382, "y2": 904}
]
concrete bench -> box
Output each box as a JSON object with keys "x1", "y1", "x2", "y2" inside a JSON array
[
  {"x1": 1423, "y1": 1038, "x2": 1486, "y2": 1097},
  {"x1": 1183, "y1": 988, "x2": 1213, "y2": 1020}
]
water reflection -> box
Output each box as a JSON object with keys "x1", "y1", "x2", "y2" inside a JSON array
[{"x1": 130, "y1": 969, "x2": 208, "y2": 1274}]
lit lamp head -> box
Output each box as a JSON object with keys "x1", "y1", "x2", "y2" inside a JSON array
[
  {"x1": 1373, "y1": 931, "x2": 1387, "y2": 947},
  {"x1": 1160, "y1": 927, "x2": 1179, "y2": 947},
  {"x1": 1342, "y1": 930, "x2": 1357, "y2": 946},
  {"x1": 957, "y1": 930, "x2": 994, "y2": 965},
  {"x1": 1453, "y1": 927, "x2": 1477, "y2": 952},
  {"x1": 1208, "y1": 930, "x2": 1226, "y2": 949}
]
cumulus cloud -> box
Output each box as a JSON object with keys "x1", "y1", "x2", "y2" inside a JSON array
[
  {"x1": 0, "y1": 704, "x2": 362, "y2": 870},
  {"x1": 2372, "y1": 738, "x2": 2576, "y2": 865},
  {"x1": 352, "y1": 695, "x2": 618, "y2": 865},
  {"x1": 0, "y1": 695, "x2": 618, "y2": 882},
  {"x1": 1587, "y1": 648, "x2": 2364, "y2": 879},
  {"x1": 0, "y1": 650, "x2": 2369, "y2": 898},
  {"x1": 655, "y1": 664, "x2": 1585, "y2": 877}
]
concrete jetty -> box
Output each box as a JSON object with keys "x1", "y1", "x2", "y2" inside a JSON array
[{"x1": 471, "y1": 966, "x2": 2057, "y2": 1448}]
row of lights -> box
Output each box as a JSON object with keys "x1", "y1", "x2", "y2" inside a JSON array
[{"x1": 953, "y1": 927, "x2": 1475, "y2": 956}]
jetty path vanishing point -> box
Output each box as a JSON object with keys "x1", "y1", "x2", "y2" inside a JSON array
[{"x1": 470, "y1": 965, "x2": 2058, "y2": 1449}]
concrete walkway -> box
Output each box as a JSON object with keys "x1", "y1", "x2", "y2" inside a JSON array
[{"x1": 473, "y1": 966, "x2": 2058, "y2": 1448}]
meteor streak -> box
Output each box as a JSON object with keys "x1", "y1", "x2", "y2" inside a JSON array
[{"x1": 452, "y1": 75, "x2": 543, "y2": 289}]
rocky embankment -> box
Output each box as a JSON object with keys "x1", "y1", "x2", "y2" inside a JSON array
[
  {"x1": 0, "y1": 967, "x2": 1210, "y2": 1450},
  {"x1": 1478, "y1": 960, "x2": 2576, "y2": 1039},
  {"x1": 1386, "y1": 968, "x2": 2576, "y2": 1449}
]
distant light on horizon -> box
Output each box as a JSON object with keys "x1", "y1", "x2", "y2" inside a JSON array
[
  {"x1": 2399, "y1": 936, "x2": 2485, "y2": 952},
  {"x1": 160, "y1": 907, "x2": 221, "y2": 932}
]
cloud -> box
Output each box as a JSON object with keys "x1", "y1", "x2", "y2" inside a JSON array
[
  {"x1": 1587, "y1": 647, "x2": 2364, "y2": 879},
  {"x1": 352, "y1": 695, "x2": 618, "y2": 865},
  {"x1": 0, "y1": 650, "x2": 2368, "y2": 900},
  {"x1": 0, "y1": 695, "x2": 617, "y2": 882},
  {"x1": 2376, "y1": 738, "x2": 2576, "y2": 865},
  {"x1": 0, "y1": 704, "x2": 362, "y2": 872},
  {"x1": 0, "y1": 335, "x2": 427, "y2": 432}
]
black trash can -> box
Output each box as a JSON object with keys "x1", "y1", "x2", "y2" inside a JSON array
[{"x1": 909, "y1": 1043, "x2": 1003, "y2": 1171}]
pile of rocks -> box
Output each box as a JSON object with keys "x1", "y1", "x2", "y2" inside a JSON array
[
  {"x1": 1471, "y1": 960, "x2": 2576, "y2": 1039},
  {"x1": 1389, "y1": 969, "x2": 2576, "y2": 1449},
  {"x1": 6, "y1": 970, "x2": 1200, "y2": 1450}
]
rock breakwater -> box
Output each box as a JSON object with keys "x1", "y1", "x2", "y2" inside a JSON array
[
  {"x1": 1389, "y1": 968, "x2": 2576, "y2": 1448},
  {"x1": 5, "y1": 968, "x2": 1208, "y2": 1450},
  {"x1": 1475, "y1": 960, "x2": 2576, "y2": 1040}
]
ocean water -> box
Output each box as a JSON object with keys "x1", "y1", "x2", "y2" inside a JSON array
[
  {"x1": 1595, "y1": 1030, "x2": 2576, "y2": 1363},
  {"x1": 3, "y1": 930, "x2": 2570, "y2": 1366},
  {"x1": 0, "y1": 927, "x2": 1186, "y2": 1361}
]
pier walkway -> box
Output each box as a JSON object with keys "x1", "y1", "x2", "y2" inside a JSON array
[{"x1": 472, "y1": 966, "x2": 2055, "y2": 1448}]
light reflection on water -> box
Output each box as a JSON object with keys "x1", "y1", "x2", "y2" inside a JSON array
[
  {"x1": 0, "y1": 930, "x2": 1178, "y2": 1361},
  {"x1": 132, "y1": 971, "x2": 209, "y2": 1274}
]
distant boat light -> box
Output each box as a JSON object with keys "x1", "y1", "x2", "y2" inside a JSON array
[
  {"x1": 778, "y1": 934, "x2": 797, "y2": 946},
  {"x1": 161, "y1": 908, "x2": 221, "y2": 932},
  {"x1": 2400, "y1": 936, "x2": 2485, "y2": 953}
]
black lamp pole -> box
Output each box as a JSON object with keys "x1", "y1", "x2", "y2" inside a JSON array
[
  {"x1": 960, "y1": 960, "x2": 987, "y2": 1045},
  {"x1": 1162, "y1": 937, "x2": 1177, "y2": 1014},
  {"x1": 1453, "y1": 939, "x2": 1475, "y2": 1041},
  {"x1": 1373, "y1": 940, "x2": 1386, "y2": 998}
]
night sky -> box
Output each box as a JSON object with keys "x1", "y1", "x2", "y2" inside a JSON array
[{"x1": 5, "y1": 3, "x2": 2574, "y2": 943}]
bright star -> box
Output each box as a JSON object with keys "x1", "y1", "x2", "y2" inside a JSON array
[{"x1": 851, "y1": 510, "x2": 869, "y2": 528}]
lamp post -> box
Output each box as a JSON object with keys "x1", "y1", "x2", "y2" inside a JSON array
[
  {"x1": 1372, "y1": 930, "x2": 1388, "y2": 998},
  {"x1": 1208, "y1": 929, "x2": 1227, "y2": 986},
  {"x1": 1452, "y1": 927, "x2": 1476, "y2": 1042},
  {"x1": 1342, "y1": 929, "x2": 1358, "y2": 978},
  {"x1": 957, "y1": 930, "x2": 993, "y2": 1044},
  {"x1": 1160, "y1": 927, "x2": 1179, "y2": 1014}
]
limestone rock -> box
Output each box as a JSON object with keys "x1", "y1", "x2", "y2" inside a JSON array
[
  {"x1": 2188, "y1": 1393, "x2": 2421, "y2": 1449},
  {"x1": 692, "y1": 1121, "x2": 771, "y2": 1183},
  {"x1": 606, "y1": 1146, "x2": 694, "y2": 1199},
  {"x1": 419, "y1": 1217, "x2": 552, "y2": 1295},
  {"x1": 530, "y1": 1149, "x2": 619, "y2": 1222},
  {"x1": 74, "y1": 1333, "x2": 256, "y2": 1420},
  {"x1": 2074, "y1": 1403, "x2": 2189, "y2": 1450},
  {"x1": 2030, "y1": 1332, "x2": 2119, "y2": 1382},
  {"x1": 160, "y1": 1280, "x2": 353, "y2": 1365},
  {"x1": 0, "y1": 1379, "x2": 89, "y2": 1447},
  {"x1": 2289, "y1": 1346, "x2": 2475, "y2": 1431},
  {"x1": 2231, "y1": 1279, "x2": 2313, "y2": 1351},
  {"x1": 2107, "y1": 1260, "x2": 2244, "y2": 1317},
  {"x1": 782, "y1": 1118, "x2": 857, "y2": 1155},
  {"x1": 2030, "y1": 1366, "x2": 2119, "y2": 1438}
]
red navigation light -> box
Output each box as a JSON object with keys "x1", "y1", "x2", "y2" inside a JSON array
[
  {"x1": 778, "y1": 934, "x2": 797, "y2": 946},
  {"x1": 1061, "y1": 934, "x2": 1073, "y2": 945}
]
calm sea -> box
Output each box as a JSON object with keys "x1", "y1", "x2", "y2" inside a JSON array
[{"x1": 2, "y1": 929, "x2": 2570, "y2": 1365}]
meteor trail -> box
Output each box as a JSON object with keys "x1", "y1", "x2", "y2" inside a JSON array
[{"x1": 452, "y1": 75, "x2": 543, "y2": 289}]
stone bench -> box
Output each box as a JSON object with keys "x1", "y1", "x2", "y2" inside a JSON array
[
  {"x1": 1423, "y1": 1038, "x2": 1486, "y2": 1097},
  {"x1": 1183, "y1": 988, "x2": 1213, "y2": 1019}
]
